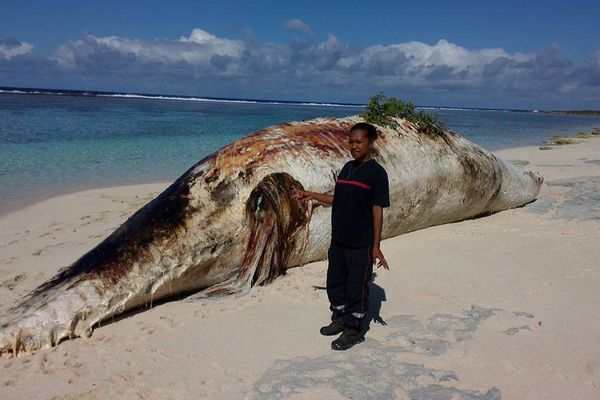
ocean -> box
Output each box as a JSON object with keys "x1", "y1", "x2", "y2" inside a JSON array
[{"x1": 2, "y1": 88, "x2": 600, "y2": 215}]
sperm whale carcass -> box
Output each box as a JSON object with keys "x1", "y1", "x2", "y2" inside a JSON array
[{"x1": 0, "y1": 116, "x2": 542, "y2": 355}]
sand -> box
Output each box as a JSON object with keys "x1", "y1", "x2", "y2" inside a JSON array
[{"x1": 1, "y1": 138, "x2": 600, "y2": 399}]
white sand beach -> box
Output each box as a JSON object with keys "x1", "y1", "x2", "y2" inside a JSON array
[{"x1": 1, "y1": 138, "x2": 600, "y2": 400}]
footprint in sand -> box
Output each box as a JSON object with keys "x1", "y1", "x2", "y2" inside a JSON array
[
  {"x1": 503, "y1": 325, "x2": 532, "y2": 336},
  {"x1": 38, "y1": 354, "x2": 52, "y2": 375},
  {"x1": 0, "y1": 256, "x2": 18, "y2": 265},
  {"x1": 0, "y1": 274, "x2": 26, "y2": 291},
  {"x1": 586, "y1": 360, "x2": 600, "y2": 387},
  {"x1": 513, "y1": 311, "x2": 535, "y2": 318},
  {"x1": 158, "y1": 315, "x2": 179, "y2": 328},
  {"x1": 31, "y1": 240, "x2": 79, "y2": 256}
]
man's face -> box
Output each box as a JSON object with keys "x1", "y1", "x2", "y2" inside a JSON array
[{"x1": 348, "y1": 129, "x2": 371, "y2": 161}]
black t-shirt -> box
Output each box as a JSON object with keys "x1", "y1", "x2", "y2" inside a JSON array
[{"x1": 331, "y1": 159, "x2": 390, "y2": 248}]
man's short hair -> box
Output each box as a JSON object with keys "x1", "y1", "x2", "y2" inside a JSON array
[{"x1": 350, "y1": 122, "x2": 378, "y2": 142}]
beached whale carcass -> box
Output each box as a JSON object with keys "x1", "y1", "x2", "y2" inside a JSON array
[{"x1": 0, "y1": 116, "x2": 542, "y2": 355}]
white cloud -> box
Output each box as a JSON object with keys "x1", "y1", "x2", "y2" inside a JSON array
[
  {"x1": 45, "y1": 28, "x2": 573, "y2": 87},
  {"x1": 51, "y1": 29, "x2": 246, "y2": 74},
  {"x1": 339, "y1": 39, "x2": 535, "y2": 86},
  {"x1": 283, "y1": 19, "x2": 313, "y2": 34},
  {"x1": 2, "y1": 29, "x2": 599, "y2": 108},
  {"x1": 179, "y1": 28, "x2": 244, "y2": 56},
  {"x1": 0, "y1": 39, "x2": 33, "y2": 60}
]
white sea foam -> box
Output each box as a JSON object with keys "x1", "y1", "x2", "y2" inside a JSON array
[
  {"x1": 0, "y1": 89, "x2": 29, "y2": 94},
  {"x1": 96, "y1": 93, "x2": 364, "y2": 107},
  {"x1": 0, "y1": 88, "x2": 364, "y2": 108}
]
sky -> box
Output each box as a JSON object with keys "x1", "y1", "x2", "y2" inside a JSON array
[{"x1": 1, "y1": 0, "x2": 599, "y2": 109}]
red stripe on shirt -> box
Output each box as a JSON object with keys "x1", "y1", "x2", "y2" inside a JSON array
[{"x1": 336, "y1": 179, "x2": 372, "y2": 190}]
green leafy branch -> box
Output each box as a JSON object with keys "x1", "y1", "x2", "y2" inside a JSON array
[{"x1": 360, "y1": 92, "x2": 446, "y2": 136}]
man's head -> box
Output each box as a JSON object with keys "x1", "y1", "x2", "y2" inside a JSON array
[
  {"x1": 349, "y1": 122, "x2": 378, "y2": 143},
  {"x1": 348, "y1": 122, "x2": 377, "y2": 161}
]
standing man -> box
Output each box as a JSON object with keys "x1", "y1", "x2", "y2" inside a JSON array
[{"x1": 295, "y1": 122, "x2": 390, "y2": 350}]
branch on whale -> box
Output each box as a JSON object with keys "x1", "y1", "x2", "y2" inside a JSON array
[{"x1": 361, "y1": 92, "x2": 446, "y2": 136}]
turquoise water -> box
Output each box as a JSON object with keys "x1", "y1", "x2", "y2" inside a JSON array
[{"x1": 1, "y1": 93, "x2": 600, "y2": 215}]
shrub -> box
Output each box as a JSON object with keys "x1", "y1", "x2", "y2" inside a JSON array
[
  {"x1": 555, "y1": 137, "x2": 577, "y2": 145},
  {"x1": 360, "y1": 92, "x2": 446, "y2": 136}
]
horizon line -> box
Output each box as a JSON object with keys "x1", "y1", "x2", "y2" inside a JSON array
[{"x1": 0, "y1": 85, "x2": 540, "y2": 112}]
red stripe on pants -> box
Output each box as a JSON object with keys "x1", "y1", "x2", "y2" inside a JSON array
[{"x1": 360, "y1": 246, "x2": 371, "y2": 314}]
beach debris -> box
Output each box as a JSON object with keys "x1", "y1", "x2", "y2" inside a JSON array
[{"x1": 0, "y1": 115, "x2": 543, "y2": 355}]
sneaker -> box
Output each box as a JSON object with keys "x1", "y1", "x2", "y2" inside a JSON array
[
  {"x1": 331, "y1": 328, "x2": 364, "y2": 350},
  {"x1": 319, "y1": 317, "x2": 345, "y2": 336}
]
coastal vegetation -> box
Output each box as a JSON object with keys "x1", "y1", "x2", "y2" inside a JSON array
[
  {"x1": 555, "y1": 137, "x2": 578, "y2": 145},
  {"x1": 541, "y1": 110, "x2": 600, "y2": 117},
  {"x1": 360, "y1": 93, "x2": 445, "y2": 136},
  {"x1": 546, "y1": 135, "x2": 579, "y2": 145},
  {"x1": 540, "y1": 128, "x2": 600, "y2": 148},
  {"x1": 572, "y1": 128, "x2": 600, "y2": 139}
]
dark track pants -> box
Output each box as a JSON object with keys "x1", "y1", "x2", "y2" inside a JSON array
[{"x1": 326, "y1": 241, "x2": 373, "y2": 329}]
